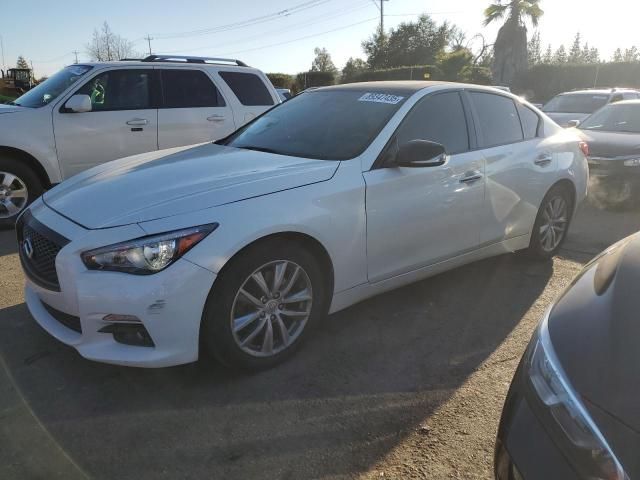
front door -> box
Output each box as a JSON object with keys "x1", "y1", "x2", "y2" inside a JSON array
[
  {"x1": 53, "y1": 68, "x2": 158, "y2": 178},
  {"x1": 364, "y1": 91, "x2": 486, "y2": 283}
]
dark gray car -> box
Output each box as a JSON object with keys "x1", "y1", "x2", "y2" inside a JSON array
[{"x1": 496, "y1": 235, "x2": 639, "y2": 480}]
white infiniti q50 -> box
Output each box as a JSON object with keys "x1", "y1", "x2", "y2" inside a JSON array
[{"x1": 16, "y1": 82, "x2": 588, "y2": 370}]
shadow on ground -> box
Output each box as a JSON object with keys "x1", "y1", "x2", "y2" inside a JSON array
[{"x1": 0, "y1": 253, "x2": 552, "y2": 480}]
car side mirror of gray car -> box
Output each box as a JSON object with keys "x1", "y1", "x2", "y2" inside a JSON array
[{"x1": 394, "y1": 140, "x2": 447, "y2": 168}]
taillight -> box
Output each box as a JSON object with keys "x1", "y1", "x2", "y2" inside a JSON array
[{"x1": 579, "y1": 141, "x2": 590, "y2": 157}]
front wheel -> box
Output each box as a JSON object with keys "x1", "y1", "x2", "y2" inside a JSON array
[
  {"x1": 0, "y1": 158, "x2": 44, "y2": 229},
  {"x1": 526, "y1": 185, "x2": 573, "y2": 259},
  {"x1": 201, "y1": 239, "x2": 328, "y2": 370}
]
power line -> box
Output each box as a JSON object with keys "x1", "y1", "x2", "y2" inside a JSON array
[
  {"x1": 151, "y1": 0, "x2": 332, "y2": 40},
  {"x1": 218, "y1": 17, "x2": 378, "y2": 56},
  {"x1": 160, "y1": 0, "x2": 372, "y2": 54}
]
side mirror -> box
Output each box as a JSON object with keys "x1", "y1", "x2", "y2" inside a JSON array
[
  {"x1": 65, "y1": 94, "x2": 92, "y2": 113},
  {"x1": 394, "y1": 140, "x2": 447, "y2": 168},
  {"x1": 567, "y1": 119, "x2": 580, "y2": 128}
]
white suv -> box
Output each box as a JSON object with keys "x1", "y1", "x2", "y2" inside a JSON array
[{"x1": 0, "y1": 55, "x2": 280, "y2": 226}]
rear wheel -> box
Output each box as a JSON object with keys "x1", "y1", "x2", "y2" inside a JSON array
[
  {"x1": 0, "y1": 158, "x2": 43, "y2": 229},
  {"x1": 201, "y1": 239, "x2": 328, "y2": 370},
  {"x1": 526, "y1": 185, "x2": 573, "y2": 259}
]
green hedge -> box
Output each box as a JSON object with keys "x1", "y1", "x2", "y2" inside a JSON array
[
  {"x1": 514, "y1": 62, "x2": 640, "y2": 103},
  {"x1": 0, "y1": 94, "x2": 17, "y2": 104},
  {"x1": 294, "y1": 71, "x2": 336, "y2": 91},
  {"x1": 266, "y1": 73, "x2": 294, "y2": 89},
  {"x1": 342, "y1": 65, "x2": 442, "y2": 83}
]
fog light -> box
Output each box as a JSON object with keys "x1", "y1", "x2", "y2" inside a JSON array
[
  {"x1": 99, "y1": 323, "x2": 154, "y2": 347},
  {"x1": 102, "y1": 314, "x2": 141, "y2": 323}
]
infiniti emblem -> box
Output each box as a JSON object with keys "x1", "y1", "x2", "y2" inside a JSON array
[{"x1": 23, "y1": 237, "x2": 34, "y2": 259}]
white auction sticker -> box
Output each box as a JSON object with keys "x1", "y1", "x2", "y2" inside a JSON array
[{"x1": 358, "y1": 92, "x2": 405, "y2": 104}]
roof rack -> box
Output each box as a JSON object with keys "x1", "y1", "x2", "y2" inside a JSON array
[{"x1": 140, "y1": 55, "x2": 248, "y2": 67}]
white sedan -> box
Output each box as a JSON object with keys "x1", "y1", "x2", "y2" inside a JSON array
[{"x1": 17, "y1": 82, "x2": 588, "y2": 370}]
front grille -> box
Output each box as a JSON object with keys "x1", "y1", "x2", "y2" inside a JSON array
[
  {"x1": 43, "y1": 302, "x2": 82, "y2": 333},
  {"x1": 16, "y1": 211, "x2": 70, "y2": 291}
]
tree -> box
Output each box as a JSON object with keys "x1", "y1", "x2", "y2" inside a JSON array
[
  {"x1": 86, "y1": 21, "x2": 136, "y2": 61},
  {"x1": 612, "y1": 48, "x2": 623, "y2": 62},
  {"x1": 16, "y1": 56, "x2": 29, "y2": 69},
  {"x1": 484, "y1": 0, "x2": 544, "y2": 85},
  {"x1": 568, "y1": 32, "x2": 582, "y2": 63},
  {"x1": 542, "y1": 44, "x2": 553, "y2": 64},
  {"x1": 553, "y1": 45, "x2": 567, "y2": 64},
  {"x1": 527, "y1": 31, "x2": 542, "y2": 66},
  {"x1": 341, "y1": 57, "x2": 367, "y2": 83},
  {"x1": 623, "y1": 46, "x2": 640, "y2": 62},
  {"x1": 310, "y1": 47, "x2": 337, "y2": 73},
  {"x1": 362, "y1": 15, "x2": 453, "y2": 69}
]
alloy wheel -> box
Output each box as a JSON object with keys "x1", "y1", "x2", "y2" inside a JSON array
[
  {"x1": 230, "y1": 260, "x2": 313, "y2": 357},
  {"x1": 0, "y1": 171, "x2": 28, "y2": 219},
  {"x1": 539, "y1": 195, "x2": 568, "y2": 252}
]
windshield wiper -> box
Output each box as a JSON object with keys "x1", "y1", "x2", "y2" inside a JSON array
[
  {"x1": 237, "y1": 145, "x2": 282, "y2": 155},
  {"x1": 7, "y1": 101, "x2": 20, "y2": 106}
]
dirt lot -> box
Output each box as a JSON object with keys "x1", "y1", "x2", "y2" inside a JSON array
[{"x1": 1, "y1": 200, "x2": 640, "y2": 480}]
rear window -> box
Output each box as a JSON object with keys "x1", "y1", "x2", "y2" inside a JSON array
[
  {"x1": 219, "y1": 71, "x2": 275, "y2": 106},
  {"x1": 517, "y1": 104, "x2": 540, "y2": 139},
  {"x1": 470, "y1": 92, "x2": 523, "y2": 147},
  {"x1": 542, "y1": 93, "x2": 609, "y2": 114},
  {"x1": 161, "y1": 70, "x2": 225, "y2": 108}
]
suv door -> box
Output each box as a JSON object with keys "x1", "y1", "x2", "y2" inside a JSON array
[
  {"x1": 53, "y1": 68, "x2": 158, "y2": 178},
  {"x1": 363, "y1": 90, "x2": 485, "y2": 283},
  {"x1": 158, "y1": 68, "x2": 235, "y2": 149},
  {"x1": 217, "y1": 71, "x2": 277, "y2": 126},
  {"x1": 468, "y1": 91, "x2": 557, "y2": 244}
]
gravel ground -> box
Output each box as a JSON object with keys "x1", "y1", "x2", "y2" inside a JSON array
[{"x1": 1, "y1": 199, "x2": 639, "y2": 480}]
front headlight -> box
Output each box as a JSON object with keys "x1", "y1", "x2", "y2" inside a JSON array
[
  {"x1": 82, "y1": 224, "x2": 218, "y2": 275},
  {"x1": 528, "y1": 310, "x2": 627, "y2": 480}
]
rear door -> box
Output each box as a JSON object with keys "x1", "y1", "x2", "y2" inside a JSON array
[
  {"x1": 217, "y1": 70, "x2": 278, "y2": 126},
  {"x1": 53, "y1": 67, "x2": 158, "y2": 178},
  {"x1": 468, "y1": 91, "x2": 558, "y2": 244},
  {"x1": 157, "y1": 68, "x2": 235, "y2": 149},
  {"x1": 364, "y1": 90, "x2": 486, "y2": 282}
]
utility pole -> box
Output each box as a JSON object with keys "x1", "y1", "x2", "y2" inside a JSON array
[
  {"x1": 72, "y1": 50, "x2": 79, "y2": 64},
  {"x1": 144, "y1": 35, "x2": 153, "y2": 56},
  {"x1": 0, "y1": 34, "x2": 5, "y2": 72}
]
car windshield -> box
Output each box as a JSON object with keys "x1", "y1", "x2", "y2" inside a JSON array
[
  {"x1": 542, "y1": 93, "x2": 609, "y2": 114},
  {"x1": 12, "y1": 65, "x2": 93, "y2": 108},
  {"x1": 223, "y1": 89, "x2": 408, "y2": 160},
  {"x1": 580, "y1": 103, "x2": 640, "y2": 133}
]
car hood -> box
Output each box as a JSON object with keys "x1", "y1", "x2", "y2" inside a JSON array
[
  {"x1": 0, "y1": 104, "x2": 25, "y2": 114},
  {"x1": 576, "y1": 129, "x2": 640, "y2": 158},
  {"x1": 545, "y1": 112, "x2": 590, "y2": 127},
  {"x1": 548, "y1": 234, "x2": 640, "y2": 433},
  {"x1": 43, "y1": 143, "x2": 339, "y2": 229}
]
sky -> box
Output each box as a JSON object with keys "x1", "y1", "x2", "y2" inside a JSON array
[{"x1": 1, "y1": 0, "x2": 638, "y2": 78}]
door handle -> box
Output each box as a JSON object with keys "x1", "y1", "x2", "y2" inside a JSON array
[
  {"x1": 534, "y1": 154, "x2": 553, "y2": 166},
  {"x1": 126, "y1": 118, "x2": 148, "y2": 126},
  {"x1": 207, "y1": 115, "x2": 225, "y2": 122},
  {"x1": 460, "y1": 172, "x2": 483, "y2": 184}
]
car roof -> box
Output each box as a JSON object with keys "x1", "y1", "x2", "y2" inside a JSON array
[
  {"x1": 312, "y1": 81, "x2": 510, "y2": 96},
  {"x1": 560, "y1": 88, "x2": 637, "y2": 96},
  {"x1": 72, "y1": 61, "x2": 257, "y2": 72}
]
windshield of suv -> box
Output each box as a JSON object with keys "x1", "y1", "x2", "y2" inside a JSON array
[
  {"x1": 12, "y1": 65, "x2": 93, "y2": 108},
  {"x1": 542, "y1": 93, "x2": 609, "y2": 114},
  {"x1": 580, "y1": 103, "x2": 640, "y2": 133},
  {"x1": 224, "y1": 90, "x2": 408, "y2": 160}
]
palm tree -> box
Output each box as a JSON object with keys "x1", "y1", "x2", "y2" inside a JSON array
[{"x1": 484, "y1": 0, "x2": 544, "y2": 85}]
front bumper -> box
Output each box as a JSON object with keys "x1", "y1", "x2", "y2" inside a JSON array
[
  {"x1": 20, "y1": 200, "x2": 217, "y2": 368},
  {"x1": 495, "y1": 367, "x2": 580, "y2": 480}
]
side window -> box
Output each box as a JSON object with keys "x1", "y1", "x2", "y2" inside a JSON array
[
  {"x1": 77, "y1": 69, "x2": 151, "y2": 111},
  {"x1": 470, "y1": 92, "x2": 523, "y2": 147},
  {"x1": 611, "y1": 94, "x2": 624, "y2": 103},
  {"x1": 622, "y1": 92, "x2": 638, "y2": 100},
  {"x1": 161, "y1": 70, "x2": 225, "y2": 108},
  {"x1": 218, "y1": 71, "x2": 275, "y2": 106},
  {"x1": 395, "y1": 91, "x2": 469, "y2": 154},
  {"x1": 517, "y1": 104, "x2": 540, "y2": 140}
]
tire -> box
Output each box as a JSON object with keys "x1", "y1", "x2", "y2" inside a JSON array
[
  {"x1": 526, "y1": 184, "x2": 573, "y2": 259},
  {"x1": 201, "y1": 238, "x2": 329, "y2": 370},
  {"x1": 0, "y1": 157, "x2": 44, "y2": 229}
]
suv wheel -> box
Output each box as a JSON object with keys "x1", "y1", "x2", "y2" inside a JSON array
[
  {"x1": 0, "y1": 158, "x2": 43, "y2": 228},
  {"x1": 201, "y1": 239, "x2": 328, "y2": 370}
]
